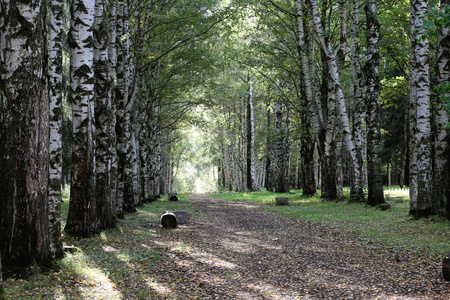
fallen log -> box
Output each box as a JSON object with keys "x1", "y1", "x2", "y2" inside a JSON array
[
  {"x1": 275, "y1": 196, "x2": 289, "y2": 206},
  {"x1": 160, "y1": 211, "x2": 177, "y2": 229}
]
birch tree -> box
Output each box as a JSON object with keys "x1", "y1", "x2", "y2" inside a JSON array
[
  {"x1": 308, "y1": 0, "x2": 364, "y2": 201},
  {"x1": 0, "y1": 0, "x2": 52, "y2": 268},
  {"x1": 48, "y1": 0, "x2": 64, "y2": 258},
  {"x1": 350, "y1": 0, "x2": 365, "y2": 190},
  {"x1": 434, "y1": 0, "x2": 450, "y2": 217},
  {"x1": 410, "y1": 0, "x2": 435, "y2": 216},
  {"x1": 94, "y1": 0, "x2": 116, "y2": 229},
  {"x1": 115, "y1": 1, "x2": 134, "y2": 214},
  {"x1": 65, "y1": 0, "x2": 99, "y2": 236},
  {"x1": 246, "y1": 73, "x2": 259, "y2": 191},
  {"x1": 364, "y1": 0, "x2": 385, "y2": 206}
]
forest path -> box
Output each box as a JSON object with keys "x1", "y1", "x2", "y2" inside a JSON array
[{"x1": 152, "y1": 194, "x2": 448, "y2": 299}]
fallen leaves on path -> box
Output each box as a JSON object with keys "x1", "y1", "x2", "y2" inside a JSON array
[{"x1": 4, "y1": 194, "x2": 449, "y2": 299}]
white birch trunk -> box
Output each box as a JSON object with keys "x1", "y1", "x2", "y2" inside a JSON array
[
  {"x1": 364, "y1": 0, "x2": 385, "y2": 206},
  {"x1": 107, "y1": 0, "x2": 118, "y2": 221},
  {"x1": 94, "y1": 0, "x2": 116, "y2": 229},
  {"x1": 411, "y1": 0, "x2": 434, "y2": 215},
  {"x1": 66, "y1": 0, "x2": 98, "y2": 236},
  {"x1": 48, "y1": 0, "x2": 64, "y2": 258},
  {"x1": 247, "y1": 73, "x2": 258, "y2": 191},
  {"x1": 350, "y1": 0, "x2": 365, "y2": 190},
  {"x1": 308, "y1": 0, "x2": 364, "y2": 200}
]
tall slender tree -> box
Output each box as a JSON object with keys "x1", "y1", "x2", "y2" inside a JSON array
[
  {"x1": 410, "y1": 0, "x2": 435, "y2": 216},
  {"x1": 65, "y1": 0, "x2": 99, "y2": 236},
  {"x1": 246, "y1": 73, "x2": 258, "y2": 191},
  {"x1": 48, "y1": 0, "x2": 64, "y2": 258},
  {"x1": 308, "y1": 0, "x2": 364, "y2": 201},
  {"x1": 0, "y1": 0, "x2": 52, "y2": 269},
  {"x1": 435, "y1": 0, "x2": 450, "y2": 217},
  {"x1": 364, "y1": 0, "x2": 385, "y2": 206},
  {"x1": 94, "y1": 0, "x2": 116, "y2": 229}
]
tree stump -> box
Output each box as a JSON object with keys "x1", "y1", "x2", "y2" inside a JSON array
[
  {"x1": 168, "y1": 192, "x2": 178, "y2": 201},
  {"x1": 160, "y1": 211, "x2": 177, "y2": 229},
  {"x1": 443, "y1": 252, "x2": 450, "y2": 281},
  {"x1": 275, "y1": 196, "x2": 289, "y2": 206}
]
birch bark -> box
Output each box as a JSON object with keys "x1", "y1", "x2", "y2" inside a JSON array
[
  {"x1": 115, "y1": 1, "x2": 135, "y2": 214},
  {"x1": 48, "y1": 0, "x2": 64, "y2": 258},
  {"x1": 434, "y1": 0, "x2": 450, "y2": 216},
  {"x1": 308, "y1": 0, "x2": 364, "y2": 200},
  {"x1": 246, "y1": 73, "x2": 258, "y2": 191},
  {"x1": 350, "y1": 0, "x2": 365, "y2": 189},
  {"x1": 294, "y1": 0, "x2": 316, "y2": 196},
  {"x1": 410, "y1": 0, "x2": 434, "y2": 216},
  {"x1": 274, "y1": 99, "x2": 287, "y2": 192},
  {"x1": 66, "y1": 0, "x2": 98, "y2": 236},
  {"x1": 364, "y1": 0, "x2": 385, "y2": 206},
  {"x1": 0, "y1": 0, "x2": 52, "y2": 269},
  {"x1": 94, "y1": 0, "x2": 116, "y2": 229}
]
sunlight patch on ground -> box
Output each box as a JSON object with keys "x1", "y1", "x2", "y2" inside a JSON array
[
  {"x1": 65, "y1": 253, "x2": 122, "y2": 300},
  {"x1": 221, "y1": 237, "x2": 254, "y2": 253},
  {"x1": 143, "y1": 278, "x2": 172, "y2": 298},
  {"x1": 188, "y1": 246, "x2": 237, "y2": 269}
]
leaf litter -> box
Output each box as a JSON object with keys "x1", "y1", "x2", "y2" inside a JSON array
[{"x1": 4, "y1": 194, "x2": 450, "y2": 299}]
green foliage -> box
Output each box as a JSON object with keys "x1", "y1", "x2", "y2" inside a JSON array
[{"x1": 211, "y1": 188, "x2": 450, "y2": 259}]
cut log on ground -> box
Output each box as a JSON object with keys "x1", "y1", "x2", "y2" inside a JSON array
[
  {"x1": 275, "y1": 196, "x2": 289, "y2": 206},
  {"x1": 168, "y1": 192, "x2": 178, "y2": 201},
  {"x1": 161, "y1": 211, "x2": 177, "y2": 229},
  {"x1": 172, "y1": 210, "x2": 187, "y2": 224},
  {"x1": 443, "y1": 252, "x2": 450, "y2": 281}
]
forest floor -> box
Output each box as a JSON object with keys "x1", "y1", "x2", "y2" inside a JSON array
[{"x1": 4, "y1": 193, "x2": 450, "y2": 299}]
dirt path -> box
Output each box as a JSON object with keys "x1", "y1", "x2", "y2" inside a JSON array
[{"x1": 151, "y1": 194, "x2": 449, "y2": 299}]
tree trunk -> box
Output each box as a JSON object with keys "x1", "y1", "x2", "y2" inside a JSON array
[
  {"x1": 350, "y1": 0, "x2": 366, "y2": 193},
  {"x1": 284, "y1": 103, "x2": 291, "y2": 192},
  {"x1": 107, "y1": 0, "x2": 118, "y2": 220},
  {"x1": 116, "y1": 1, "x2": 135, "y2": 214},
  {"x1": 48, "y1": 0, "x2": 64, "y2": 258},
  {"x1": 94, "y1": 0, "x2": 116, "y2": 230},
  {"x1": 364, "y1": 0, "x2": 385, "y2": 206},
  {"x1": 274, "y1": 99, "x2": 285, "y2": 192},
  {"x1": 264, "y1": 102, "x2": 274, "y2": 191},
  {"x1": 294, "y1": 0, "x2": 316, "y2": 196},
  {"x1": 0, "y1": 0, "x2": 52, "y2": 270},
  {"x1": 410, "y1": 0, "x2": 435, "y2": 216},
  {"x1": 65, "y1": 0, "x2": 98, "y2": 236},
  {"x1": 308, "y1": 0, "x2": 364, "y2": 201},
  {"x1": 246, "y1": 73, "x2": 258, "y2": 191},
  {"x1": 435, "y1": 0, "x2": 450, "y2": 218}
]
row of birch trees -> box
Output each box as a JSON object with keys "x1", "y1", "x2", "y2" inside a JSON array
[
  {"x1": 0, "y1": 0, "x2": 225, "y2": 279},
  {"x1": 211, "y1": 0, "x2": 449, "y2": 219}
]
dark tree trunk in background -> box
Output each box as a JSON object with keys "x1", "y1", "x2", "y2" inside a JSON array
[{"x1": 0, "y1": 0, "x2": 52, "y2": 270}]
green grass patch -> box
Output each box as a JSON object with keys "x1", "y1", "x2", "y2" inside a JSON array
[
  {"x1": 4, "y1": 191, "x2": 196, "y2": 299},
  {"x1": 211, "y1": 187, "x2": 450, "y2": 260}
]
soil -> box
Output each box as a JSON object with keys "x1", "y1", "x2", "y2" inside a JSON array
[{"x1": 151, "y1": 194, "x2": 450, "y2": 299}]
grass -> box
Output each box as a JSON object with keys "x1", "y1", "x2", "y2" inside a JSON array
[
  {"x1": 210, "y1": 186, "x2": 450, "y2": 261},
  {"x1": 4, "y1": 191, "x2": 198, "y2": 299}
]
